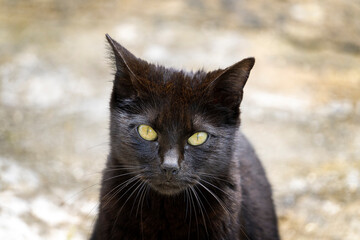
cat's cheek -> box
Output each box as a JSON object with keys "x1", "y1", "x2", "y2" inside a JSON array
[
  {"x1": 135, "y1": 141, "x2": 159, "y2": 164},
  {"x1": 182, "y1": 147, "x2": 204, "y2": 171}
]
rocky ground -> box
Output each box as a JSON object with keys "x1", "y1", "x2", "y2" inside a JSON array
[{"x1": 0, "y1": 0, "x2": 359, "y2": 239}]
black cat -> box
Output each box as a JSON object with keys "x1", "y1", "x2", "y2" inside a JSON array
[{"x1": 90, "y1": 34, "x2": 280, "y2": 240}]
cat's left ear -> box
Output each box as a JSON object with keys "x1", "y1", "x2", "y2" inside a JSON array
[{"x1": 210, "y1": 58, "x2": 255, "y2": 110}]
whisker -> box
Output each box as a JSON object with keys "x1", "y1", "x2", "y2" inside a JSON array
[
  {"x1": 86, "y1": 141, "x2": 109, "y2": 150},
  {"x1": 184, "y1": 188, "x2": 189, "y2": 220},
  {"x1": 102, "y1": 175, "x2": 141, "y2": 209},
  {"x1": 139, "y1": 184, "x2": 149, "y2": 240},
  {"x1": 185, "y1": 188, "x2": 192, "y2": 240},
  {"x1": 111, "y1": 179, "x2": 143, "y2": 234},
  {"x1": 103, "y1": 167, "x2": 141, "y2": 172},
  {"x1": 65, "y1": 169, "x2": 142, "y2": 205},
  {"x1": 102, "y1": 170, "x2": 144, "y2": 183},
  {"x1": 197, "y1": 182, "x2": 230, "y2": 216},
  {"x1": 85, "y1": 202, "x2": 100, "y2": 221},
  {"x1": 194, "y1": 185, "x2": 215, "y2": 214},
  {"x1": 188, "y1": 187, "x2": 199, "y2": 240},
  {"x1": 64, "y1": 182, "x2": 101, "y2": 204},
  {"x1": 136, "y1": 181, "x2": 148, "y2": 217},
  {"x1": 197, "y1": 172, "x2": 233, "y2": 184},
  {"x1": 131, "y1": 181, "x2": 147, "y2": 215},
  {"x1": 78, "y1": 166, "x2": 141, "y2": 178},
  {"x1": 190, "y1": 186, "x2": 209, "y2": 238},
  {"x1": 104, "y1": 166, "x2": 143, "y2": 171},
  {"x1": 240, "y1": 224, "x2": 251, "y2": 240},
  {"x1": 200, "y1": 179, "x2": 232, "y2": 197}
]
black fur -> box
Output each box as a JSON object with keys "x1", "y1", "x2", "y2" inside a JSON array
[{"x1": 90, "y1": 34, "x2": 280, "y2": 240}]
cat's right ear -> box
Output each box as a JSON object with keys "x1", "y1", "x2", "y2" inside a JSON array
[{"x1": 106, "y1": 34, "x2": 142, "y2": 99}]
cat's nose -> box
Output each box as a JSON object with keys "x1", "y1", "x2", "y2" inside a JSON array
[
  {"x1": 160, "y1": 162, "x2": 179, "y2": 176},
  {"x1": 161, "y1": 148, "x2": 180, "y2": 177}
]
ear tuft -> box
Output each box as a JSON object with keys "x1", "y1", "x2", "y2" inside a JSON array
[
  {"x1": 106, "y1": 34, "x2": 141, "y2": 100},
  {"x1": 106, "y1": 34, "x2": 138, "y2": 76}
]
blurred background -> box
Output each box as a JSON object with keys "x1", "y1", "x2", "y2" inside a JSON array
[{"x1": 0, "y1": 0, "x2": 359, "y2": 239}]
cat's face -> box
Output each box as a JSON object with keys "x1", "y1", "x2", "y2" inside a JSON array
[{"x1": 106, "y1": 34, "x2": 254, "y2": 195}]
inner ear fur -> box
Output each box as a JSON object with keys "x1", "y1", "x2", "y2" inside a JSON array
[{"x1": 106, "y1": 34, "x2": 148, "y2": 99}]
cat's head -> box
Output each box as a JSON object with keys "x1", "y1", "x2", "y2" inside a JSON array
[{"x1": 106, "y1": 34, "x2": 254, "y2": 195}]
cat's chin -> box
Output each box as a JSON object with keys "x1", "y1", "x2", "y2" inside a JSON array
[{"x1": 150, "y1": 182, "x2": 187, "y2": 196}]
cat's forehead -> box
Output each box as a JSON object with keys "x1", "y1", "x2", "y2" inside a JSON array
[
  {"x1": 141, "y1": 96, "x2": 216, "y2": 134},
  {"x1": 145, "y1": 99, "x2": 195, "y2": 131},
  {"x1": 145, "y1": 67, "x2": 211, "y2": 101},
  {"x1": 138, "y1": 68, "x2": 220, "y2": 128}
]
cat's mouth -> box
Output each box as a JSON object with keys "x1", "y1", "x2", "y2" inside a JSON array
[
  {"x1": 144, "y1": 173, "x2": 200, "y2": 195},
  {"x1": 148, "y1": 176, "x2": 200, "y2": 195},
  {"x1": 150, "y1": 181, "x2": 187, "y2": 195}
]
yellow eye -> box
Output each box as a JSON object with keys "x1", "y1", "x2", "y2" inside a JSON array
[
  {"x1": 138, "y1": 125, "x2": 157, "y2": 141},
  {"x1": 188, "y1": 132, "x2": 208, "y2": 146}
]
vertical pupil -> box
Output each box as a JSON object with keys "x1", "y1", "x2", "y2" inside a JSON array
[{"x1": 146, "y1": 126, "x2": 149, "y2": 135}]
